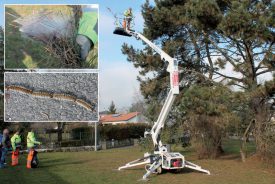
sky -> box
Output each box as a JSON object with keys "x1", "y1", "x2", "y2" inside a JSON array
[{"x1": 0, "y1": 0, "x2": 148, "y2": 111}]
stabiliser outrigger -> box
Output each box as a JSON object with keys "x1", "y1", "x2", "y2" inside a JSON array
[{"x1": 114, "y1": 26, "x2": 210, "y2": 180}]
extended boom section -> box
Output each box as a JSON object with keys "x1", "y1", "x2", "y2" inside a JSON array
[
  {"x1": 149, "y1": 90, "x2": 176, "y2": 149},
  {"x1": 115, "y1": 28, "x2": 210, "y2": 180}
]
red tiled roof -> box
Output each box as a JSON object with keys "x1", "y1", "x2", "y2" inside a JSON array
[{"x1": 100, "y1": 112, "x2": 140, "y2": 122}]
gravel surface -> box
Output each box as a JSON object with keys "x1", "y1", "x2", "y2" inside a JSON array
[{"x1": 5, "y1": 72, "x2": 98, "y2": 122}]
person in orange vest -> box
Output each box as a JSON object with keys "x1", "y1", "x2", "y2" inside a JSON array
[
  {"x1": 26, "y1": 130, "x2": 41, "y2": 169},
  {"x1": 124, "y1": 8, "x2": 133, "y2": 30},
  {"x1": 11, "y1": 130, "x2": 22, "y2": 166}
]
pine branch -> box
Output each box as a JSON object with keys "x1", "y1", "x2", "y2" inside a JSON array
[
  {"x1": 231, "y1": 83, "x2": 247, "y2": 90},
  {"x1": 228, "y1": 36, "x2": 247, "y2": 62},
  {"x1": 256, "y1": 69, "x2": 272, "y2": 76},
  {"x1": 255, "y1": 41, "x2": 274, "y2": 71},
  {"x1": 188, "y1": 29, "x2": 201, "y2": 67},
  {"x1": 204, "y1": 33, "x2": 214, "y2": 79},
  {"x1": 206, "y1": 33, "x2": 247, "y2": 76},
  {"x1": 243, "y1": 41, "x2": 257, "y2": 81},
  {"x1": 213, "y1": 70, "x2": 243, "y2": 83}
]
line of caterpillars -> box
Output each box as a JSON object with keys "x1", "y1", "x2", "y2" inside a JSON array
[{"x1": 5, "y1": 85, "x2": 96, "y2": 111}]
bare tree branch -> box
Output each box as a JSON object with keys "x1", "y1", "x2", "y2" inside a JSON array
[
  {"x1": 206, "y1": 34, "x2": 247, "y2": 76},
  {"x1": 213, "y1": 70, "x2": 243, "y2": 83},
  {"x1": 255, "y1": 41, "x2": 274, "y2": 71},
  {"x1": 204, "y1": 33, "x2": 214, "y2": 79},
  {"x1": 231, "y1": 83, "x2": 247, "y2": 90},
  {"x1": 256, "y1": 69, "x2": 272, "y2": 76},
  {"x1": 228, "y1": 36, "x2": 247, "y2": 62}
]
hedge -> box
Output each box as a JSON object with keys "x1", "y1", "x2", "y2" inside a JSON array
[
  {"x1": 99, "y1": 123, "x2": 151, "y2": 140},
  {"x1": 71, "y1": 123, "x2": 151, "y2": 141}
]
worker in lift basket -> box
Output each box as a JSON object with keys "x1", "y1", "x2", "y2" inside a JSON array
[
  {"x1": 11, "y1": 129, "x2": 22, "y2": 166},
  {"x1": 26, "y1": 129, "x2": 41, "y2": 169},
  {"x1": 124, "y1": 7, "x2": 133, "y2": 30}
]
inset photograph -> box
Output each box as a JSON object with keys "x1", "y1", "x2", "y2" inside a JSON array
[
  {"x1": 5, "y1": 4, "x2": 98, "y2": 69},
  {"x1": 5, "y1": 72, "x2": 98, "y2": 122}
]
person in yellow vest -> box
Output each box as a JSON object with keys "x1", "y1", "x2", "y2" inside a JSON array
[
  {"x1": 11, "y1": 130, "x2": 22, "y2": 166},
  {"x1": 124, "y1": 8, "x2": 133, "y2": 30},
  {"x1": 26, "y1": 130, "x2": 41, "y2": 169}
]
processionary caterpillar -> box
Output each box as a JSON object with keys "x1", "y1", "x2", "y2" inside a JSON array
[{"x1": 5, "y1": 85, "x2": 96, "y2": 111}]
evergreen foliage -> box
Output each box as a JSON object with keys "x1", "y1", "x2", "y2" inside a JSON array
[
  {"x1": 108, "y1": 101, "x2": 117, "y2": 114},
  {"x1": 122, "y1": 0, "x2": 274, "y2": 160}
]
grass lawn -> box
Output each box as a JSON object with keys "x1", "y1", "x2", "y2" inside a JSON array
[
  {"x1": 0, "y1": 140, "x2": 275, "y2": 184},
  {"x1": 5, "y1": 5, "x2": 98, "y2": 69}
]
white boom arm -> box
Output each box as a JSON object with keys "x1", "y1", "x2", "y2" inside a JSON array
[
  {"x1": 128, "y1": 30, "x2": 179, "y2": 150},
  {"x1": 117, "y1": 28, "x2": 210, "y2": 180}
]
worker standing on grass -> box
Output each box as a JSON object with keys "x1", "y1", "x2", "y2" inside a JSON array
[
  {"x1": 76, "y1": 5, "x2": 98, "y2": 62},
  {"x1": 11, "y1": 130, "x2": 22, "y2": 166},
  {"x1": 0, "y1": 129, "x2": 11, "y2": 169},
  {"x1": 26, "y1": 130, "x2": 41, "y2": 169},
  {"x1": 124, "y1": 8, "x2": 133, "y2": 30}
]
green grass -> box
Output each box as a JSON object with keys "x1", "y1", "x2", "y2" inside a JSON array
[
  {"x1": 5, "y1": 5, "x2": 98, "y2": 69},
  {"x1": 0, "y1": 140, "x2": 274, "y2": 184},
  {"x1": 223, "y1": 139, "x2": 256, "y2": 155}
]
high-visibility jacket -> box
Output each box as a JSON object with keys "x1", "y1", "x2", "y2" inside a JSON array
[
  {"x1": 124, "y1": 10, "x2": 133, "y2": 18},
  {"x1": 11, "y1": 134, "x2": 21, "y2": 151},
  {"x1": 27, "y1": 132, "x2": 41, "y2": 149},
  {"x1": 78, "y1": 11, "x2": 98, "y2": 45}
]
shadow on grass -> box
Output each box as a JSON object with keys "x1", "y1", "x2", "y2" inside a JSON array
[
  {"x1": 176, "y1": 139, "x2": 256, "y2": 161},
  {"x1": 220, "y1": 139, "x2": 256, "y2": 160},
  {"x1": 0, "y1": 160, "x2": 71, "y2": 184},
  {"x1": 218, "y1": 154, "x2": 240, "y2": 160},
  {"x1": 40, "y1": 159, "x2": 87, "y2": 168}
]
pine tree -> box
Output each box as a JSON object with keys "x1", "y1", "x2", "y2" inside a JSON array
[
  {"x1": 180, "y1": 84, "x2": 240, "y2": 158},
  {"x1": 122, "y1": 0, "x2": 274, "y2": 159},
  {"x1": 108, "y1": 101, "x2": 117, "y2": 114}
]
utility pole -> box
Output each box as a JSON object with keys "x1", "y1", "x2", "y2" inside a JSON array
[{"x1": 94, "y1": 121, "x2": 97, "y2": 151}]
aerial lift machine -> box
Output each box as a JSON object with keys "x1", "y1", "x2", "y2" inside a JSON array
[{"x1": 113, "y1": 24, "x2": 210, "y2": 180}]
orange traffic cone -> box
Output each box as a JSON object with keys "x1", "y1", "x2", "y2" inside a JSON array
[
  {"x1": 11, "y1": 149, "x2": 19, "y2": 166},
  {"x1": 27, "y1": 149, "x2": 34, "y2": 169}
]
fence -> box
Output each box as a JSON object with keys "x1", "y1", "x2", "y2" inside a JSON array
[
  {"x1": 102, "y1": 139, "x2": 135, "y2": 149},
  {"x1": 37, "y1": 132, "x2": 96, "y2": 149},
  {"x1": 37, "y1": 132, "x2": 137, "y2": 150}
]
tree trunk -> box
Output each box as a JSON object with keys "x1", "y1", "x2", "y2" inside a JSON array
[
  {"x1": 240, "y1": 119, "x2": 254, "y2": 162},
  {"x1": 57, "y1": 130, "x2": 62, "y2": 142},
  {"x1": 57, "y1": 122, "x2": 65, "y2": 142},
  {"x1": 217, "y1": 141, "x2": 224, "y2": 154}
]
